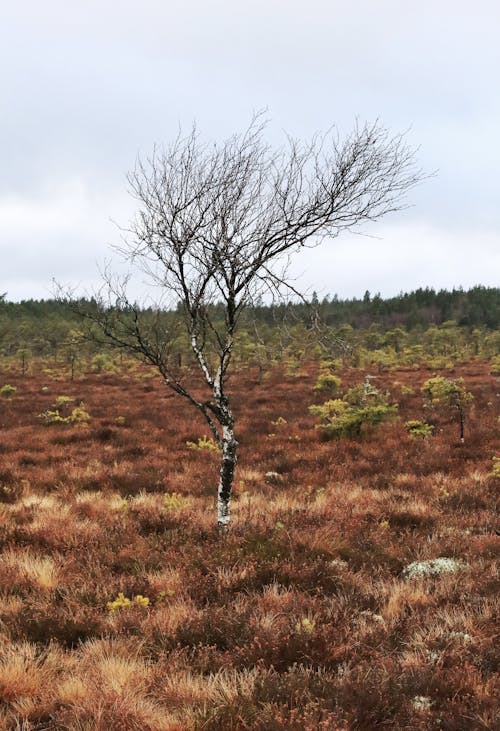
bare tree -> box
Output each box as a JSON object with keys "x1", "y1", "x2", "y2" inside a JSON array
[{"x1": 79, "y1": 116, "x2": 423, "y2": 526}]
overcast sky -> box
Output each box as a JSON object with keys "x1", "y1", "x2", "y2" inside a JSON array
[{"x1": 1, "y1": 0, "x2": 499, "y2": 302}]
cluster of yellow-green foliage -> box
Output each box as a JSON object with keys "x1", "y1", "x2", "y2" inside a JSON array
[
  {"x1": 163, "y1": 492, "x2": 189, "y2": 509},
  {"x1": 38, "y1": 397, "x2": 91, "y2": 426},
  {"x1": 310, "y1": 377, "x2": 397, "y2": 439},
  {"x1": 0, "y1": 384, "x2": 16, "y2": 397},
  {"x1": 186, "y1": 435, "x2": 220, "y2": 452},
  {"x1": 489, "y1": 457, "x2": 500, "y2": 479},
  {"x1": 404, "y1": 420, "x2": 434, "y2": 438},
  {"x1": 107, "y1": 592, "x2": 150, "y2": 611},
  {"x1": 313, "y1": 372, "x2": 342, "y2": 393},
  {"x1": 295, "y1": 617, "x2": 316, "y2": 634},
  {"x1": 421, "y1": 376, "x2": 472, "y2": 409},
  {"x1": 310, "y1": 373, "x2": 476, "y2": 442},
  {"x1": 422, "y1": 376, "x2": 473, "y2": 441},
  {"x1": 489, "y1": 355, "x2": 500, "y2": 375},
  {"x1": 90, "y1": 353, "x2": 120, "y2": 373}
]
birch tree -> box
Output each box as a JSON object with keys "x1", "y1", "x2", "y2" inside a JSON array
[{"x1": 79, "y1": 116, "x2": 422, "y2": 526}]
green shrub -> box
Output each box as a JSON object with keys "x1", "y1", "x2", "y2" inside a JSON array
[
  {"x1": 91, "y1": 353, "x2": 119, "y2": 373},
  {"x1": 0, "y1": 384, "x2": 16, "y2": 397},
  {"x1": 310, "y1": 377, "x2": 397, "y2": 439},
  {"x1": 405, "y1": 420, "x2": 434, "y2": 438},
  {"x1": 490, "y1": 355, "x2": 500, "y2": 375},
  {"x1": 163, "y1": 492, "x2": 189, "y2": 509},
  {"x1": 422, "y1": 376, "x2": 472, "y2": 408},
  {"x1": 313, "y1": 373, "x2": 342, "y2": 393},
  {"x1": 370, "y1": 348, "x2": 398, "y2": 371},
  {"x1": 42, "y1": 367, "x2": 64, "y2": 381},
  {"x1": 488, "y1": 457, "x2": 500, "y2": 479},
  {"x1": 38, "y1": 409, "x2": 67, "y2": 424},
  {"x1": 107, "y1": 592, "x2": 150, "y2": 611},
  {"x1": 422, "y1": 375, "x2": 472, "y2": 442},
  {"x1": 186, "y1": 435, "x2": 220, "y2": 452},
  {"x1": 68, "y1": 406, "x2": 91, "y2": 424},
  {"x1": 319, "y1": 358, "x2": 342, "y2": 372},
  {"x1": 38, "y1": 404, "x2": 90, "y2": 426}
]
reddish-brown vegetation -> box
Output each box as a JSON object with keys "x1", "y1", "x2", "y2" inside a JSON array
[{"x1": 0, "y1": 360, "x2": 498, "y2": 729}]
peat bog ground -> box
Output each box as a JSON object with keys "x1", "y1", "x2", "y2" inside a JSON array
[{"x1": 0, "y1": 360, "x2": 498, "y2": 729}]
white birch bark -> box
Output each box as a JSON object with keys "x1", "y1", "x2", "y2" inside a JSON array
[{"x1": 217, "y1": 424, "x2": 238, "y2": 526}]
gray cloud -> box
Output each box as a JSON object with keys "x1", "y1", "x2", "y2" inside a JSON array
[{"x1": 1, "y1": 1, "x2": 498, "y2": 300}]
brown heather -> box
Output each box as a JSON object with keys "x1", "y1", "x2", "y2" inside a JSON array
[{"x1": 0, "y1": 360, "x2": 498, "y2": 730}]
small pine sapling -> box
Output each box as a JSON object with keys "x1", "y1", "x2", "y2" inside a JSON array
[
  {"x1": 404, "y1": 420, "x2": 434, "y2": 438},
  {"x1": 421, "y1": 376, "x2": 473, "y2": 443},
  {"x1": 313, "y1": 373, "x2": 342, "y2": 393},
  {"x1": 310, "y1": 376, "x2": 397, "y2": 439}
]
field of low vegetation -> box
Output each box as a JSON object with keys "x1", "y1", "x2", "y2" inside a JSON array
[{"x1": 0, "y1": 333, "x2": 498, "y2": 730}]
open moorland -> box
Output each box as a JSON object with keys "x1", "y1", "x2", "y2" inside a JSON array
[{"x1": 0, "y1": 358, "x2": 498, "y2": 730}]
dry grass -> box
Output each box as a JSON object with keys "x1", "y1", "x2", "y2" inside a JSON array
[
  {"x1": 0, "y1": 550, "x2": 60, "y2": 591},
  {"x1": 0, "y1": 360, "x2": 498, "y2": 729}
]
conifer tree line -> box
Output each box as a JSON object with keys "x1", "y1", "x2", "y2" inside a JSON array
[
  {"x1": 1, "y1": 286, "x2": 498, "y2": 362},
  {"x1": 249, "y1": 285, "x2": 500, "y2": 329}
]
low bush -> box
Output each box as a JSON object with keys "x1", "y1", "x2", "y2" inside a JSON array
[
  {"x1": 0, "y1": 384, "x2": 16, "y2": 397},
  {"x1": 405, "y1": 420, "x2": 434, "y2": 438},
  {"x1": 313, "y1": 373, "x2": 342, "y2": 393},
  {"x1": 38, "y1": 405, "x2": 91, "y2": 426},
  {"x1": 186, "y1": 436, "x2": 220, "y2": 452},
  {"x1": 490, "y1": 354, "x2": 500, "y2": 375},
  {"x1": 310, "y1": 377, "x2": 397, "y2": 439},
  {"x1": 488, "y1": 456, "x2": 500, "y2": 479}
]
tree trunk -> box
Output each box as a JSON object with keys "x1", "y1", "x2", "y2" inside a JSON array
[
  {"x1": 217, "y1": 424, "x2": 238, "y2": 527},
  {"x1": 257, "y1": 362, "x2": 263, "y2": 386}
]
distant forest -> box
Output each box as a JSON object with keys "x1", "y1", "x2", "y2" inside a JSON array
[
  {"x1": 252, "y1": 286, "x2": 500, "y2": 330},
  {"x1": 1, "y1": 286, "x2": 499, "y2": 374},
  {"x1": 2, "y1": 285, "x2": 499, "y2": 330}
]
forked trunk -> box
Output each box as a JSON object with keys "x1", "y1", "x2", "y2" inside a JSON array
[{"x1": 217, "y1": 425, "x2": 238, "y2": 527}]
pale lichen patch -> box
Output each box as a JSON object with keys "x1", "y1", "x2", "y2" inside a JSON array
[{"x1": 402, "y1": 557, "x2": 467, "y2": 580}]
